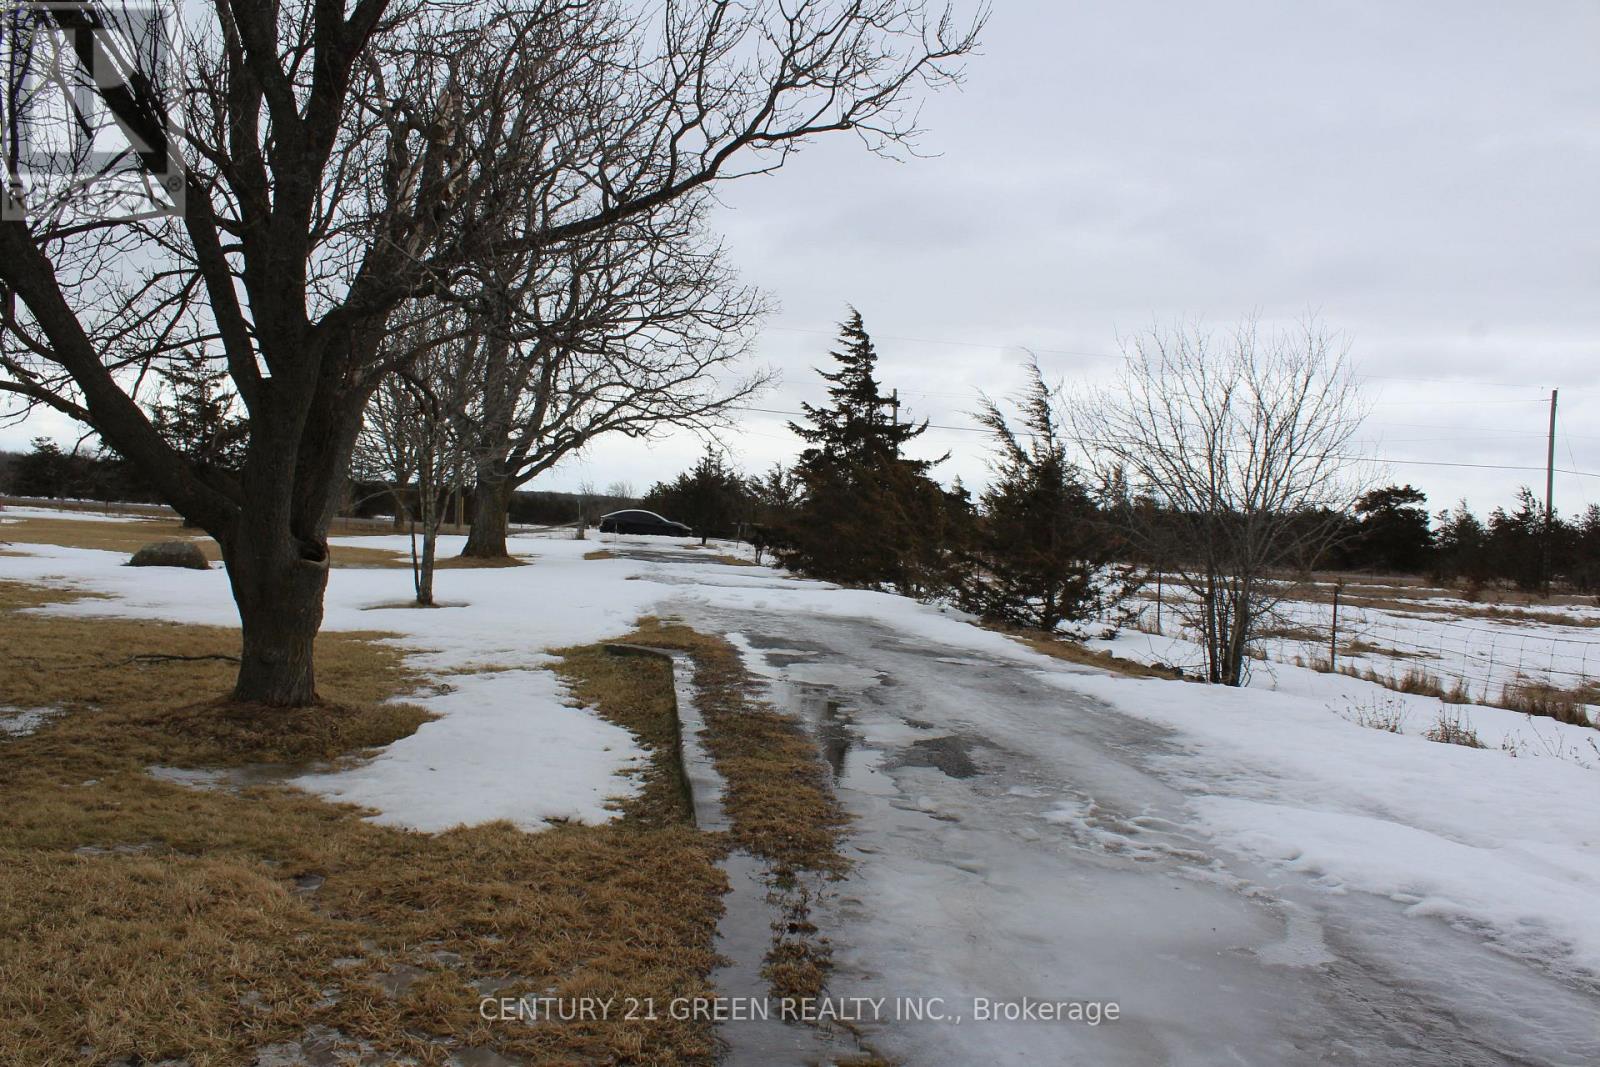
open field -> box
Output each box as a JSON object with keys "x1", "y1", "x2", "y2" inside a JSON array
[{"x1": 1114, "y1": 573, "x2": 1600, "y2": 732}]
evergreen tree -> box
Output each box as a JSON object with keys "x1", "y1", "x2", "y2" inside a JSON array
[
  {"x1": 149, "y1": 353, "x2": 248, "y2": 478},
  {"x1": 1486, "y1": 487, "x2": 1545, "y2": 591},
  {"x1": 781, "y1": 309, "x2": 954, "y2": 592},
  {"x1": 644, "y1": 446, "x2": 749, "y2": 544},
  {"x1": 962, "y1": 358, "x2": 1134, "y2": 632},
  {"x1": 1349, "y1": 485, "x2": 1433, "y2": 573},
  {"x1": 790, "y1": 309, "x2": 930, "y2": 469},
  {"x1": 10, "y1": 438, "x2": 76, "y2": 498},
  {"x1": 1568, "y1": 504, "x2": 1600, "y2": 593},
  {"x1": 1433, "y1": 500, "x2": 1490, "y2": 586}
]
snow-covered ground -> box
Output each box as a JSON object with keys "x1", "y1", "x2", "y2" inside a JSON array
[
  {"x1": 0, "y1": 503, "x2": 166, "y2": 523},
  {"x1": 0, "y1": 528, "x2": 671, "y2": 827},
  {"x1": 1116, "y1": 582, "x2": 1600, "y2": 725},
  {"x1": 3, "y1": 508, "x2": 1598, "y2": 1062}
]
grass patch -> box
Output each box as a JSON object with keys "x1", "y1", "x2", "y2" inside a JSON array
[
  {"x1": 1336, "y1": 663, "x2": 1457, "y2": 700},
  {"x1": 1257, "y1": 621, "x2": 1326, "y2": 643},
  {"x1": 604, "y1": 617, "x2": 851, "y2": 1008},
  {"x1": 1498, "y1": 677, "x2": 1597, "y2": 728},
  {"x1": 431, "y1": 554, "x2": 530, "y2": 570},
  {"x1": 583, "y1": 549, "x2": 617, "y2": 561},
  {"x1": 0, "y1": 580, "x2": 727, "y2": 1065},
  {"x1": 607, "y1": 618, "x2": 850, "y2": 876},
  {"x1": 993, "y1": 624, "x2": 1186, "y2": 681},
  {"x1": 1340, "y1": 638, "x2": 1428, "y2": 661},
  {"x1": 552, "y1": 644, "x2": 691, "y2": 827}
]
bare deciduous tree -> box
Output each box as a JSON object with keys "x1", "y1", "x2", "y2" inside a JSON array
[
  {"x1": 451, "y1": 197, "x2": 771, "y2": 559},
  {"x1": 353, "y1": 306, "x2": 476, "y2": 606},
  {"x1": 1073, "y1": 320, "x2": 1370, "y2": 686},
  {"x1": 0, "y1": 0, "x2": 984, "y2": 705}
]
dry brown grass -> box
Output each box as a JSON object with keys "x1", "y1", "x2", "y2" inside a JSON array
[
  {"x1": 1290, "y1": 581, "x2": 1600, "y2": 629},
  {"x1": 1340, "y1": 638, "x2": 1427, "y2": 661},
  {"x1": 605, "y1": 618, "x2": 851, "y2": 1008},
  {"x1": 1424, "y1": 707, "x2": 1486, "y2": 748},
  {"x1": 609, "y1": 618, "x2": 849, "y2": 876},
  {"x1": 992, "y1": 624, "x2": 1187, "y2": 681},
  {"x1": 1498, "y1": 678, "x2": 1597, "y2": 727},
  {"x1": 1335, "y1": 663, "x2": 1461, "y2": 702},
  {"x1": 584, "y1": 548, "x2": 617, "y2": 560},
  {"x1": 0, "y1": 581, "x2": 728, "y2": 1066},
  {"x1": 431, "y1": 554, "x2": 530, "y2": 570},
  {"x1": 1257, "y1": 621, "x2": 1327, "y2": 643},
  {"x1": 552, "y1": 643, "x2": 691, "y2": 827},
  {"x1": 1297, "y1": 569, "x2": 1598, "y2": 610},
  {"x1": 1333, "y1": 658, "x2": 1595, "y2": 726}
]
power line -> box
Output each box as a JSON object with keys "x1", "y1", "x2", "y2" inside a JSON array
[
  {"x1": 763, "y1": 324, "x2": 1591, "y2": 392},
  {"x1": 734, "y1": 405, "x2": 1600, "y2": 480}
]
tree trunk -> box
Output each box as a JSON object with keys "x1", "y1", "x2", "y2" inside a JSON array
[
  {"x1": 389, "y1": 486, "x2": 411, "y2": 531},
  {"x1": 460, "y1": 473, "x2": 513, "y2": 559},
  {"x1": 417, "y1": 525, "x2": 437, "y2": 606},
  {"x1": 225, "y1": 524, "x2": 330, "y2": 706}
]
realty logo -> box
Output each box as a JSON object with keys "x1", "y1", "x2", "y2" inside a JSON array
[{"x1": 0, "y1": 1, "x2": 183, "y2": 221}]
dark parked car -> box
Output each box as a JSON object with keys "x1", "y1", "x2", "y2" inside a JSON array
[{"x1": 598, "y1": 509, "x2": 692, "y2": 537}]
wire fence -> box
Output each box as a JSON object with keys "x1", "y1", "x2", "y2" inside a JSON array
[{"x1": 1129, "y1": 583, "x2": 1600, "y2": 707}]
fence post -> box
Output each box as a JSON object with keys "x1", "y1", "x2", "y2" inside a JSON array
[{"x1": 1329, "y1": 582, "x2": 1341, "y2": 673}]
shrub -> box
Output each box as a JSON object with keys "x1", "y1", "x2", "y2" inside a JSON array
[
  {"x1": 1425, "y1": 707, "x2": 1485, "y2": 748},
  {"x1": 1498, "y1": 679, "x2": 1593, "y2": 728}
]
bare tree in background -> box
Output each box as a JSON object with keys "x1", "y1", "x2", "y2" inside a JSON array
[
  {"x1": 452, "y1": 197, "x2": 770, "y2": 560},
  {"x1": 1073, "y1": 320, "x2": 1369, "y2": 686},
  {"x1": 353, "y1": 307, "x2": 476, "y2": 606},
  {"x1": 0, "y1": 0, "x2": 984, "y2": 705}
]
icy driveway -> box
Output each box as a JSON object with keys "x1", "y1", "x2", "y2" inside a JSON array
[{"x1": 616, "y1": 547, "x2": 1600, "y2": 1067}]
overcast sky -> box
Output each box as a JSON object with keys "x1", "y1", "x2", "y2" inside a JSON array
[{"x1": 6, "y1": 1, "x2": 1597, "y2": 518}]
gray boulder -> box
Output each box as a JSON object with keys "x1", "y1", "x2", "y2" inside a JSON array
[{"x1": 128, "y1": 540, "x2": 210, "y2": 570}]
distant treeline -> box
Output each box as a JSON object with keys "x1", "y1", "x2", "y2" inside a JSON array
[
  {"x1": 0, "y1": 441, "x2": 643, "y2": 528},
  {"x1": 345, "y1": 478, "x2": 639, "y2": 528},
  {"x1": 0, "y1": 442, "x2": 164, "y2": 505},
  {"x1": 6, "y1": 434, "x2": 1598, "y2": 596}
]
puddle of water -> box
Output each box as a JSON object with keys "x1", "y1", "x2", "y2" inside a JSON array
[
  {"x1": 658, "y1": 649, "x2": 730, "y2": 832},
  {"x1": 711, "y1": 851, "x2": 864, "y2": 1064},
  {"x1": 373, "y1": 963, "x2": 428, "y2": 998},
  {"x1": 147, "y1": 761, "x2": 335, "y2": 794},
  {"x1": 450, "y1": 1049, "x2": 524, "y2": 1067},
  {"x1": 0, "y1": 704, "x2": 61, "y2": 737}
]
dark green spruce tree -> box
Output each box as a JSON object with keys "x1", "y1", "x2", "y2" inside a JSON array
[
  {"x1": 964, "y1": 357, "x2": 1135, "y2": 633},
  {"x1": 644, "y1": 446, "x2": 750, "y2": 544},
  {"x1": 149, "y1": 352, "x2": 248, "y2": 480},
  {"x1": 782, "y1": 309, "x2": 956, "y2": 593}
]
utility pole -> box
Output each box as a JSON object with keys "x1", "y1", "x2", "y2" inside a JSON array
[
  {"x1": 1543, "y1": 388, "x2": 1558, "y2": 597},
  {"x1": 888, "y1": 388, "x2": 901, "y2": 458}
]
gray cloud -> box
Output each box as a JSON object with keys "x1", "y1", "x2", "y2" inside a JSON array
[{"x1": 7, "y1": 1, "x2": 1597, "y2": 515}]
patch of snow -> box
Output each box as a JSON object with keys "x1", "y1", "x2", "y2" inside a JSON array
[
  {"x1": 295, "y1": 670, "x2": 647, "y2": 829},
  {"x1": 0, "y1": 504, "x2": 163, "y2": 523},
  {"x1": 0, "y1": 704, "x2": 60, "y2": 737},
  {"x1": 1035, "y1": 666, "x2": 1600, "y2": 979}
]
